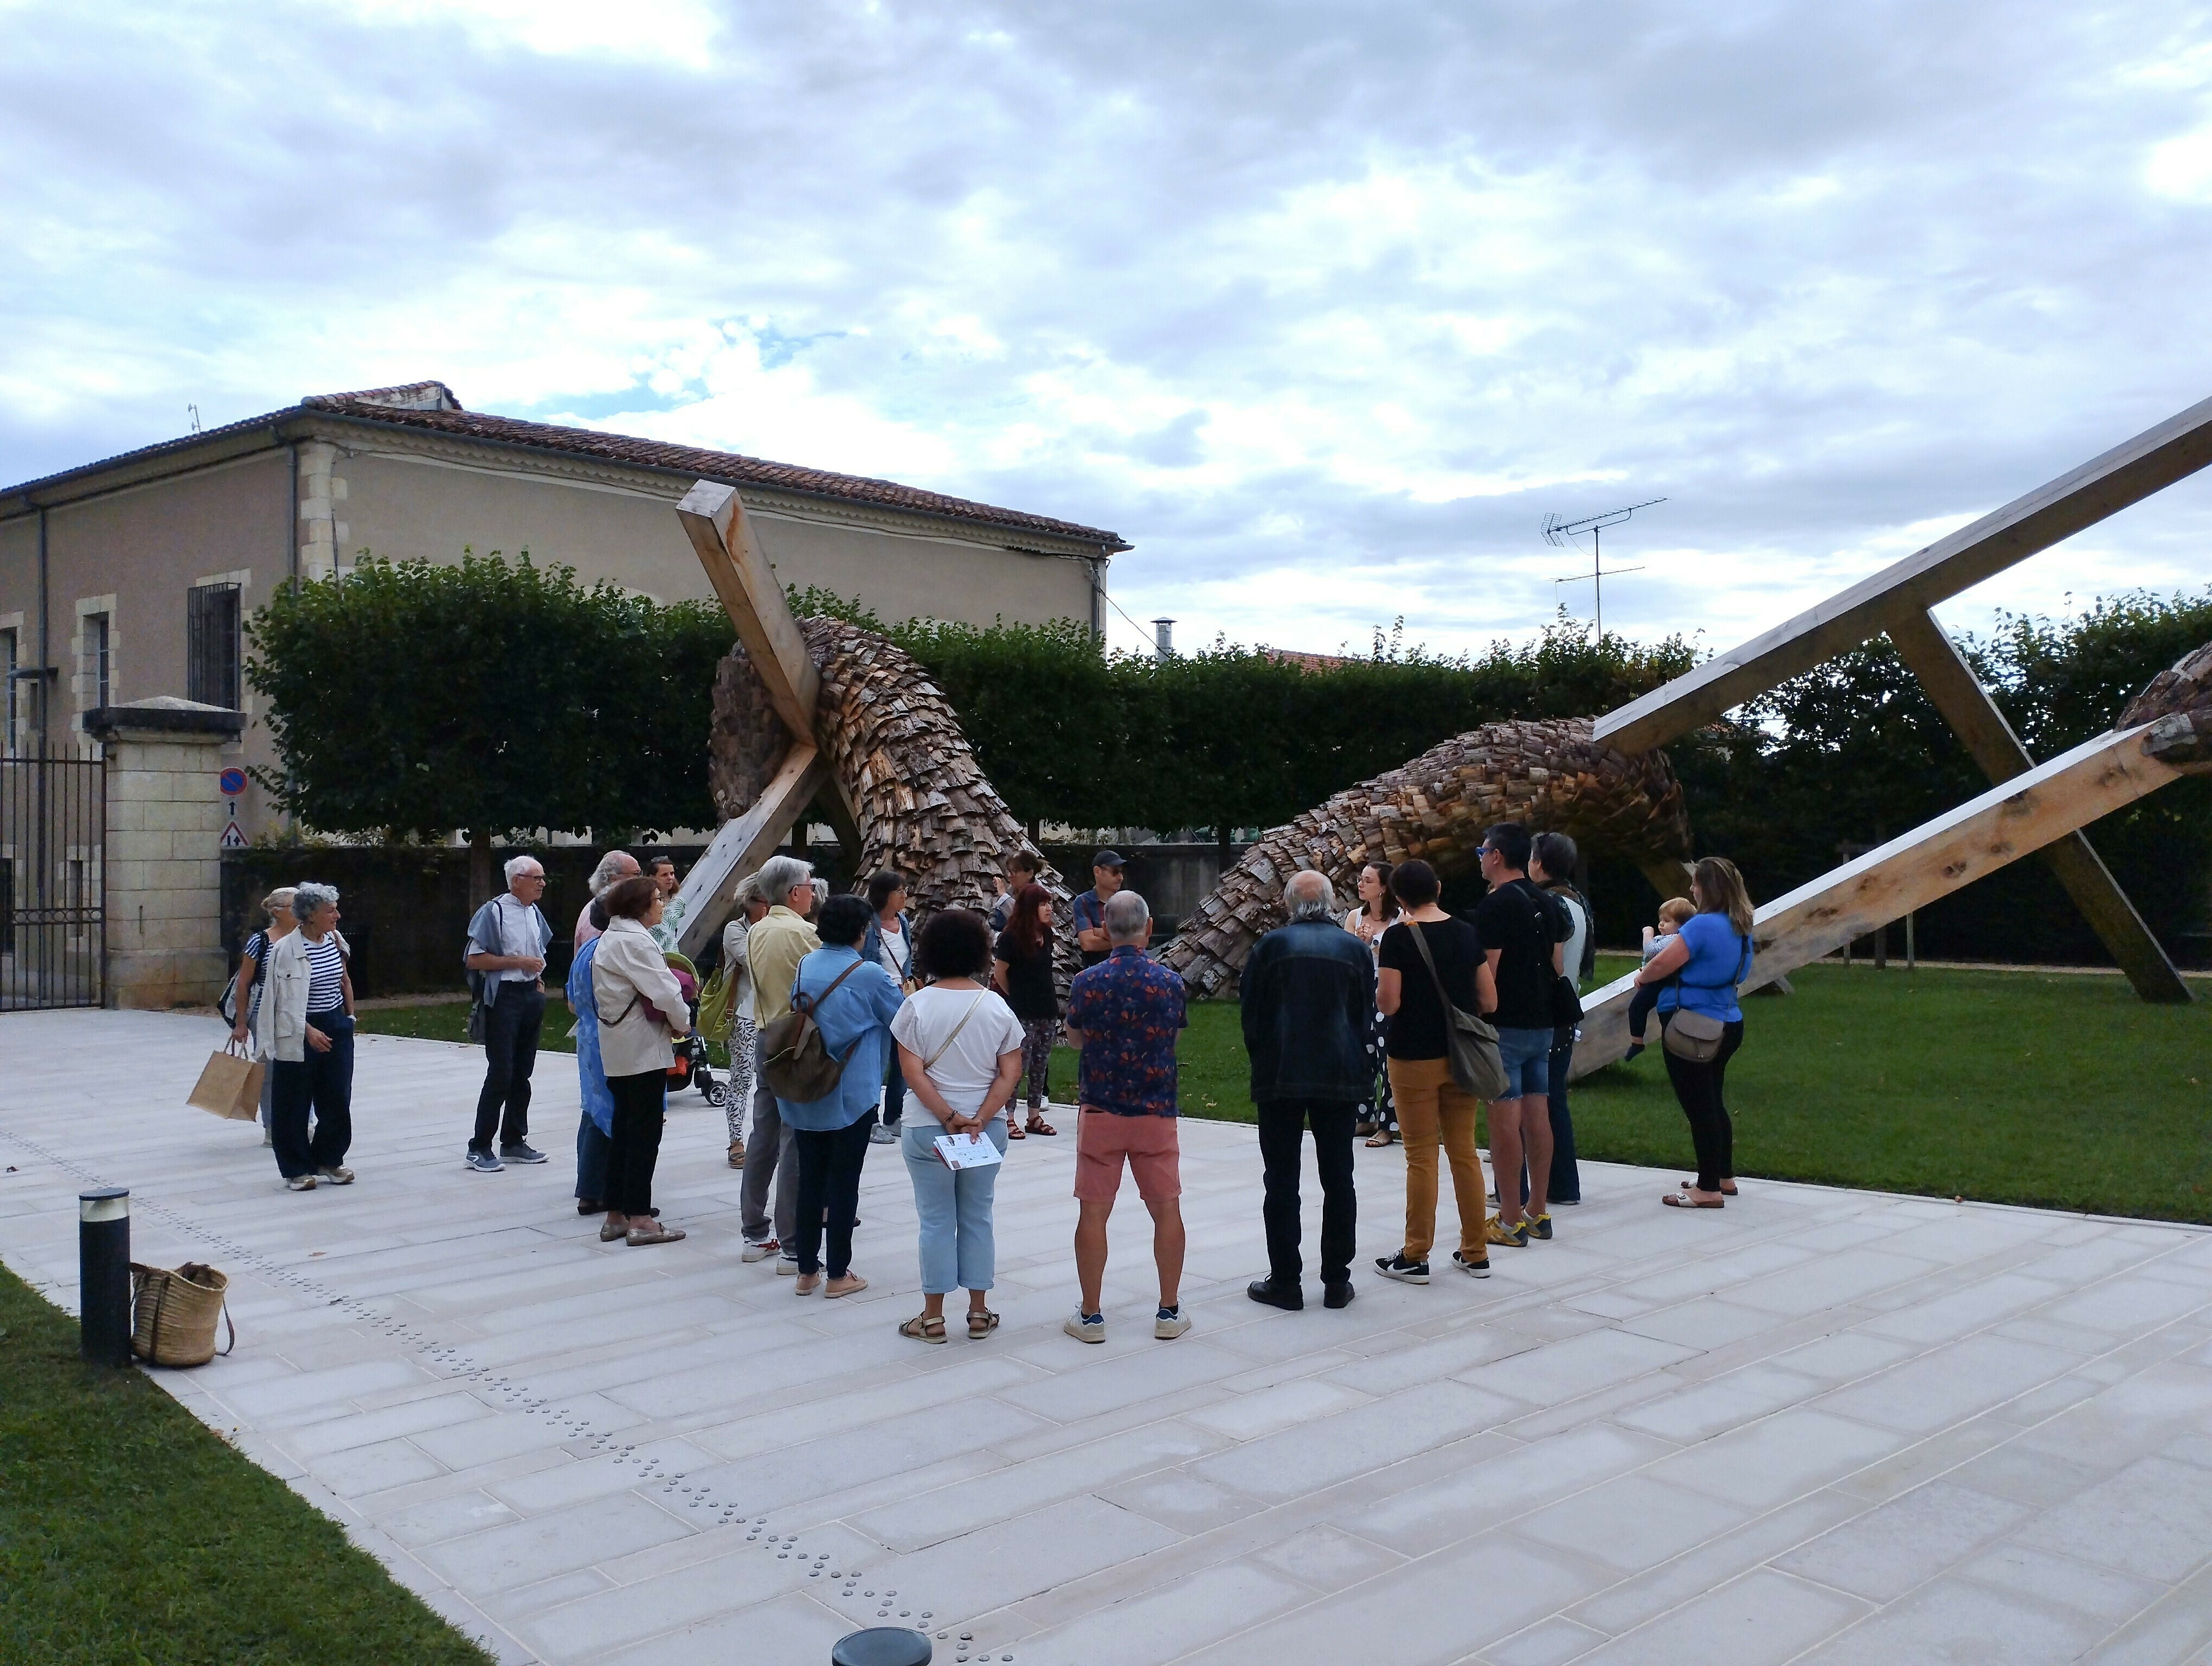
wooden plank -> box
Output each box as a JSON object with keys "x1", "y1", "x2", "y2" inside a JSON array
[
  {"x1": 1888, "y1": 608, "x2": 2191, "y2": 1003},
  {"x1": 670, "y1": 744, "x2": 829, "y2": 960},
  {"x1": 676, "y1": 479, "x2": 820, "y2": 742},
  {"x1": 1594, "y1": 393, "x2": 2212, "y2": 754},
  {"x1": 1568, "y1": 721, "x2": 2185, "y2": 1078}
]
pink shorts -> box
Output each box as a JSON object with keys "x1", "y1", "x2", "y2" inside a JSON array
[{"x1": 1073, "y1": 1108, "x2": 1182, "y2": 1203}]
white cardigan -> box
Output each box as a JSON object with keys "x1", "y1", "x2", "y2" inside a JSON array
[{"x1": 590, "y1": 917, "x2": 692, "y2": 1078}]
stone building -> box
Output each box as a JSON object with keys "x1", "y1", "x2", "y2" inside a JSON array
[{"x1": 0, "y1": 380, "x2": 1127, "y2": 839}]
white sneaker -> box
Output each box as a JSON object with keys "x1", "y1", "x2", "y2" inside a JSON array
[
  {"x1": 868, "y1": 1123, "x2": 898, "y2": 1145},
  {"x1": 741, "y1": 1240, "x2": 780, "y2": 1264},
  {"x1": 1153, "y1": 1308, "x2": 1191, "y2": 1341},
  {"x1": 1064, "y1": 1311, "x2": 1105, "y2": 1343},
  {"x1": 776, "y1": 1255, "x2": 800, "y2": 1277}
]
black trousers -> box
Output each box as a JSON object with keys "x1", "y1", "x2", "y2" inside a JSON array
[
  {"x1": 793, "y1": 1116, "x2": 874, "y2": 1278},
  {"x1": 1257, "y1": 1098, "x2": 1358, "y2": 1283},
  {"x1": 605, "y1": 1069, "x2": 667, "y2": 1218},
  {"x1": 472, "y1": 984, "x2": 545, "y2": 1151},
  {"x1": 1661, "y1": 1015, "x2": 1745, "y2": 1192},
  {"x1": 271, "y1": 1010, "x2": 353, "y2": 1179}
]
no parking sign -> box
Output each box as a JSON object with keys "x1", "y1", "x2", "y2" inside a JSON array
[
  {"x1": 218, "y1": 767, "x2": 247, "y2": 798},
  {"x1": 218, "y1": 766, "x2": 248, "y2": 848}
]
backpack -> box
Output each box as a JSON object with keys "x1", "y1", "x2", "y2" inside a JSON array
[{"x1": 758, "y1": 958, "x2": 866, "y2": 1101}]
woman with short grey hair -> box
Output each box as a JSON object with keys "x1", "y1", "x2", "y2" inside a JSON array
[{"x1": 259, "y1": 881, "x2": 356, "y2": 1190}]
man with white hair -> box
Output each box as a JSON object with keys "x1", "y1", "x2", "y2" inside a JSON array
[
  {"x1": 1062, "y1": 888, "x2": 1192, "y2": 1343},
  {"x1": 1239, "y1": 869, "x2": 1375, "y2": 1311},
  {"x1": 463, "y1": 854, "x2": 554, "y2": 1173},
  {"x1": 740, "y1": 855, "x2": 821, "y2": 1268},
  {"x1": 573, "y1": 849, "x2": 639, "y2": 951}
]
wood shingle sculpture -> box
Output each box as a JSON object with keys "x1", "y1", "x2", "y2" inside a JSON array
[{"x1": 1159, "y1": 717, "x2": 1695, "y2": 998}]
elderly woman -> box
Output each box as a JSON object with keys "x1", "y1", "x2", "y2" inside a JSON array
[
  {"x1": 895, "y1": 909, "x2": 1025, "y2": 1342},
  {"x1": 259, "y1": 882, "x2": 355, "y2": 1191},
  {"x1": 591, "y1": 874, "x2": 695, "y2": 1246},
  {"x1": 230, "y1": 886, "x2": 297, "y2": 1145},
  {"x1": 1641, "y1": 856, "x2": 1756, "y2": 1210},
  {"x1": 781, "y1": 892, "x2": 904, "y2": 1297},
  {"x1": 718, "y1": 874, "x2": 769, "y2": 1168}
]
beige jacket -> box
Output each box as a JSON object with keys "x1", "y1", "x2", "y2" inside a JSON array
[
  {"x1": 745, "y1": 905, "x2": 821, "y2": 1027},
  {"x1": 590, "y1": 918, "x2": 692, "y2": 1078}
]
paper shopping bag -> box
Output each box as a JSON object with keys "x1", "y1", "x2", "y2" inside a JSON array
[{"x1": 188, "y1": 1042, "x2": 263, "y2": 1121}]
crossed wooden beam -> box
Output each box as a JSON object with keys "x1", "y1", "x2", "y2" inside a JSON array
[
  {"x1": 1596, "y1": 394, "x2": 2212, "y2": 1004},
  {"x1": 663, "y1": 480, "x2": 854, "y2": 960}
]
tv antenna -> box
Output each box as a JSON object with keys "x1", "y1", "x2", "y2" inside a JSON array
[{"x1": 1542, "y1": 497, "x2": 1665, "y2": 639}]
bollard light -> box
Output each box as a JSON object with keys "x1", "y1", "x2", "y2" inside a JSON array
[
  {"x1": 830, "y1": 1627, "x2": 931, "y2": 1666},
  {"x1": 78, "y1": 1187, "x2": 131, "y2": 1367}
]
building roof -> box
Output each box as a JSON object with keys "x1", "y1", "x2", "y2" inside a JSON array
[
  {"x1": 3, "y1": 380, "x2": 1131, "y2": 551},
  {"x1": 1261, "y1": 646, "x2": 1356, "y2": 672}
]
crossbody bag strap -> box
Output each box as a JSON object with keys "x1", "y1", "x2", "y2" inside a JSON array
[
  {"x1": 1404, "y1": 920, "x2": 1465, "y2": 1019},
  {"x1": 923, "y1": 990, "x2": 990, "y2": 1070}
]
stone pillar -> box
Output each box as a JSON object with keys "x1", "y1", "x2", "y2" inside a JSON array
[{"x1": 87, "y1": 699, "x2": 245, "y2": 1009}]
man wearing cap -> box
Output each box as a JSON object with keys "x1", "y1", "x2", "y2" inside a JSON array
[{"x1": 1071, "y1": 851, "x2": 1126, "y2": 969}]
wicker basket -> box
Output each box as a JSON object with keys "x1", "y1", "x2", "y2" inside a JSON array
[{"x1": 130, "y1": 1262, "x2": 234, "y2": 1367}]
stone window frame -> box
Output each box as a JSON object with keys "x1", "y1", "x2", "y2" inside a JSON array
[
  {"x1": 0, "y1": 610, "x2": 21, "y2": 756},
  {"x1": 71, "y1": 594, "x2": 119, "y2": 742},
  {"x1": 188, "y1": 567, "x2": 253, "y2": 720}
]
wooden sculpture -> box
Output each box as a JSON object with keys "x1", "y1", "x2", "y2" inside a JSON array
[{"x1": 1159, "y1": 717, "x2": 1696, "y2": 999}]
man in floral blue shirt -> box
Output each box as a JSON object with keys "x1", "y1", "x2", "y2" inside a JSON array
[{"x1": 1062, "y1": 889, "x2": 1192, "y2": 1344}]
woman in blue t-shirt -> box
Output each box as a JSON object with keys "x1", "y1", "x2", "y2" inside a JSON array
[{"x1": 1635, "y1": 856, "x2": 1754, "y2": 1209}]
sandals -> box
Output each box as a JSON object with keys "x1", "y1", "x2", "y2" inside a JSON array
[
  {"x1": 1661, "y1": 1189, "x2": 1724, "y2": 1209},
  {"x1": 967, "y1": 1308, "x2": 1000, "y2": 1340},
  {"x1": 1025, "y1": 1114, "x2": 1057, "y2": 1137},
  {"x1": 1006, "y1": 1121, "x2": 1026, "y2": 1140},
  {"x1": 1682, "y1": 1178, "x2": 1739, "y2": 1195},
  {"x1": 1365, "y1": 1131, "x2": 1396, "y2": 1148},
  {"x1": 901, "y1": 1312, "x2": 948, "y2": 1344},
  {"x1": 626, "y1": 1222, "x2": 688, "y2": 1245},
  {"x1": 727, "y1": 1141, "x2": 746, "y2": 1168}
]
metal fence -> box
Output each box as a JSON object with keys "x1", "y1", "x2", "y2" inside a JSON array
[{"x1": 1, "y1": 748, "x2": 105, "y2": 1009}]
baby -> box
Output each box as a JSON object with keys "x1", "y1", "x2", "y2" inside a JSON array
[{"x1": 1624, "y1": 896, "x2": 1697, "y2": 1060}]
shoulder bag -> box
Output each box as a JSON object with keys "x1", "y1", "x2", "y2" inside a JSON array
[
  {"x1": 1661, "y1": 933, "x2": 1752, "y2": 1064},
  {"x1": 760, "y1": 958, "x2": 866, "y2": 1101},
  {"x1": 1403, "y1": 922, "x2": 1509, "y2": 1101}
]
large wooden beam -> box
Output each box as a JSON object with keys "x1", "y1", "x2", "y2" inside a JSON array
[
  {"x1": 1886, "y1": 608, "x2": 2191, "y2": 1003},
  {"x1": 1570, "y1": 721, "x2": 2187, "y2": 1077},
  {"x1": 672, "y1": 744, "x2": 831, "y2": 960},
  {"x1": 676, "y1": 479, "x2": 821, "y2": 742},
  {"x1": 1595, "y1": 394, "x2": 2212, "y2": 754}
]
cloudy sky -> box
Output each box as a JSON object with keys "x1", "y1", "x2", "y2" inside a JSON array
[{"x1": 7, "y1": 0, "x2": 2212, "y2": 661}]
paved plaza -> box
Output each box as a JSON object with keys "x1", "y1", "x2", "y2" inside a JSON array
[{"x1": 6, "y1": 1009, "x2": 2212, "y2": 1664}]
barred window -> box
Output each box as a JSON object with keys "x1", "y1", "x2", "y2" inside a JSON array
[{"x1": 187, "y1": 582, "x2": 241, "y2": 709}]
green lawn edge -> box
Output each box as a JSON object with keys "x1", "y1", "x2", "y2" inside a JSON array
[
  {"x1": 0, "y1": 1264, "x2": 496, "y2": 1666},
  {"x1": 364, "y1": 959, "x2": 2212, "y2": 1223}
]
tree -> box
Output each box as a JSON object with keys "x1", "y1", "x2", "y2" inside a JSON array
[{"x1": 247, "y1": 554, "x2": 730, "y2": 897}]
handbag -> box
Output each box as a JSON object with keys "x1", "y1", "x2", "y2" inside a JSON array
[
  {"x1": 1403, "y1": 921, "x2": 1509, "y2": 1100},
  {"x1": 187, "y1": 1039, "x2": 264, "y2": 1122},
  {"x1": 760, "y1": 958, "x2": 866, "y2": 1100},
  {"x1": 1661, "y1": 933, "x2": 1752, "y2": 1064},
  {"x1": 131, "y1": 1262, "x2": 234, "y2": 1366}
]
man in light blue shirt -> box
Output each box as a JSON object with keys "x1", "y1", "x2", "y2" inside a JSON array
[{"x1": 777, "y1": 893, "x2": 904, "y2": 1295}]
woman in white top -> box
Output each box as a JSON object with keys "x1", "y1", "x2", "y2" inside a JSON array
[
  {"x1": 718, "y1": 878, "x2": 769, "y2": 1167},
  {"x1": 889, "y1": 908, "x2": 1025, "y2": 1342},
  {"x1": 590, "y1": 875, "x2": 696, "y2": 1247},
  {"x1": 1342, "y1": 861, "x2": 1401, "y2": 1146},
  {"x1": 259, "y1": 882, "x2": 356, "y2": 1190}
]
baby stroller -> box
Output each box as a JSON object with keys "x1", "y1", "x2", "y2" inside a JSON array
[{"x1": 662, "y1": 951, "x2": 724, "y2": 1108}]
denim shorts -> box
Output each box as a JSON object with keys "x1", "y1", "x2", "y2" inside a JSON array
[{"x1": 1493, "y1": 1026, "x2": 1553, "y2": 1100}]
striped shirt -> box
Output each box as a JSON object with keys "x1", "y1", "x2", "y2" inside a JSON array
[{"x1": 305, "y1": 934, "x2": 346, "y2": 1012}]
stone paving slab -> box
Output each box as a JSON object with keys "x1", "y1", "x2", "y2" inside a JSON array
[{"x1": 5, "y1": 1008, "x2": 2212, "y2": 1664}]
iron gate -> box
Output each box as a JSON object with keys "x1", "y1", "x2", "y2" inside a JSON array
[{"x1": 1, "y1": 748, "x2": 104, "y2": 1009}]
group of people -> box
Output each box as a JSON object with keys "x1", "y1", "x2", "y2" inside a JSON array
[
  {"x1": 222, "y1": 826, "x2": 1758, "y2": 1343},
  {"x1": 1238, "y1": 826, "x2": 1756, "y2": 1306}
]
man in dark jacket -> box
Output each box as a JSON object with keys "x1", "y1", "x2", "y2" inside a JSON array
[{"x1": 1240, "y1": 869, "x2": 1377, "y2": 1311}]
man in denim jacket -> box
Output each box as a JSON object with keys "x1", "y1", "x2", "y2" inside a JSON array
[{"x1": 1239, "y1": 869, "x2": 1377, "y2": 1312}]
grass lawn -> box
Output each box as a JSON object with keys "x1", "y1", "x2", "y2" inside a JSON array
[
  {"x1": 359, "y1": 960, "x2": 2212, "y2": 1221},
  {"x1": 0, "y1": 1264, "x2": 493, "y2": 1666}
]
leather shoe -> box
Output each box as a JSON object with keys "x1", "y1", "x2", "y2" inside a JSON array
[
  {"x1": 1323, "y1": 1278, "x2": 1355, "y2": 1309},
  {"x1": 1246, "y1": 1276, "x2": 1304, "y2": 1311}
]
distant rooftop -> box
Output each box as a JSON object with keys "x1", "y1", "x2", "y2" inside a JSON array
[{"x1": 4, "y1": 379, "x2": 1130, "y2": 550}]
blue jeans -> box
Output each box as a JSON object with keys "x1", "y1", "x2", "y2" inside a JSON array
[
  {"x1": 900, "y1": 1114, "x2": 1008, "y2": 1294},
  {"x1": 576, "y1": 1112, "x2": 611, "y2": 1202},
  {"x1": 1493, "y1": 1026, "x2": 1553, "y2": 1100},
  {"x1": 881, "y1": 1056, "x2": 907, "y2": 1127}
]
